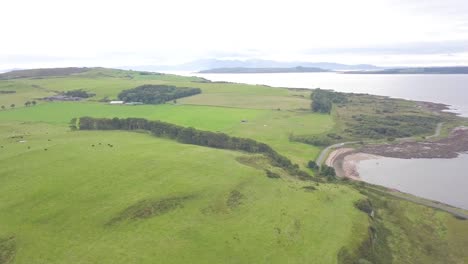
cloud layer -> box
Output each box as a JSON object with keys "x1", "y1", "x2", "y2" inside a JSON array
[{"x1": 1, "y1": 0, "x2": 467, "y2": 69}]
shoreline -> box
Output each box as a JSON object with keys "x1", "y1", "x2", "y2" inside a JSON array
[
  {"x1": 327, "y1": 126, "x2": 468, "y2": 179},
  {"x1": 359, "y1": 126, "x2": 468, "y2": 159},
  {"x1": 326, "y1": 137, "x2": 468, "y2": 213}
]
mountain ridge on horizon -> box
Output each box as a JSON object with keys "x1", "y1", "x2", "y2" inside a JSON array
[{"x1": 119, "y1": 59, "x2": 382, "y2": 72}]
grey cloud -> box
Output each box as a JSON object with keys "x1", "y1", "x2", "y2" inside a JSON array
[
  {"x1": 389, "y1": 0, "x2": 468, "y2": 18},
  {"x1": 306, "y1": 40, "x2": 468, "y2": 55}
]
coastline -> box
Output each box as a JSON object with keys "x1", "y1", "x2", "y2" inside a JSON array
[
  {"x1": 360, "y1": 126, "x2": 468, "y2": 159},
  {"x1": 416, "y1": 101, "x2": 457, "y2": 116},
  {"x1": 327, "y1": 126, "x2": 468, "y2": 179},
  {"x1": 326, "y1": 131, "x2": 468, "y2": 213}
]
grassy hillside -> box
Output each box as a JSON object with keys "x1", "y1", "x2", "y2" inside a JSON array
[
  {"x1": 1, "y1": 68, "x2": 467, "y2": 263},
  {"x1": 0, "y1": 122, "x2": 366, "y2": 263}
]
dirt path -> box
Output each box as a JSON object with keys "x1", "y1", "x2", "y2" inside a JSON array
[
  {"x1": 427, "y1": 122, "x2": 444, "y2": 139},
  {"x1": 325, "y1": 148, "x2": 354, "y2": 167},
  {"x1": 316, "y1": 142, "x2": 357, "y2": 166}
]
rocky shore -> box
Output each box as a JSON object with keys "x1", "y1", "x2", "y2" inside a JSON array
[
  {"x1": 360, "y1": 127, "x2": 468, "y2": 159},
  {"x1": 328, "y1": 127, "x2": 468, "y2": 179}
]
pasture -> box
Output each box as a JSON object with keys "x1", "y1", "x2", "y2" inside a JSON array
[
  {"x1": 0, "y1": 102, "x2": 332, "y2": 166},
  {"x1": 0, "y1": 121, "x2": 367, "y2": 264},
  {"x1": 1, "y1": 68, "x2": 468, "y2": 263}
]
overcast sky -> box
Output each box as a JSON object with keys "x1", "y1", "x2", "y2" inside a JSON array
[{"x1": 2, "y1": 0, "x2": 468, "y2": 69}]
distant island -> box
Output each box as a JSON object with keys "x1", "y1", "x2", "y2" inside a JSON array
[
  {"x1": 198, "y1": 66, "x2": 329, "y2": 74},
  {"x1": 344, "y1": 66, "x2": 468, "y2": 74}
]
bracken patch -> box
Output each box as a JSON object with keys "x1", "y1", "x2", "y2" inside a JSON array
[
  {"x1": 302, "y1": 186, "x2": 317, "y2": 192},
  {"x1": 235, "y1": 155, "x2": 269, "y2": 170},
  {"x1": 226, "y1": 190, "x2": 245, "y2": 209},
  {"x1": 107, "y1": 195, "x2": 195, "y2": 225},
  {"x1": 0, "y1": 236, "x2": 16, "y2": 264}
]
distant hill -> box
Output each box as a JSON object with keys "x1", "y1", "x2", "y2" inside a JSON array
[
  {"x1": 0, "y1": 68, "x2": 23, "y2": 74},
  {"x1": 198, "y1": 66, "x2": 329, "y2": 73},
  {"x1": 120, "y1": 59, "x2": 381, "y2": 72},
  {"x1": 0, "y1": 67, "x2": 92, "y2": 79},
  {"x1": 344, "y1": 66, "x2": 468, "y2": 74}
]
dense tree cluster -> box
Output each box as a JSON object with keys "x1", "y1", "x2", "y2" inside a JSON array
[
  {"x1": 347, "y1": 114, "x2": 441, "y2": 139},
  {"x1": 311, "y1": 89, "x2": 348, "y2": 113},
  {"x1": 117, "y1": 85, "x2": 201, "y2": 104},
  {"x1": 63, "y1": 89, "x2": 95, "y2": 98},
  {"x1": 0, "y1": 90, "x2": 16, "y2": 94},
  {"x1": 75, "y1": 117, "x2": 310, "y2": 179}
]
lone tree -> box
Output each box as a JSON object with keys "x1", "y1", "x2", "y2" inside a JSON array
[
  {"x1": 10, "y1": 104, "x2": 15, "y2": 109},
  {"x1": 25, "y1": 101, "x2": 31, "y2": 107},
  {"x1": 1, "y1": 105, "x2": 5, "y2": 110},
  {"x1": 32, "y1": 100, "x2": 37, "y2": 106}
]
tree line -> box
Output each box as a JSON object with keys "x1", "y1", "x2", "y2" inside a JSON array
[
  {"x1": 348, "y1": 114, "x2": 442, "y2": 139},
  {"x1": 63, "y1": 89, "x2": 95, "y2": 98},
  {"x1": 117, "y1": 85, "x2": 201, "y2": 104},
  {"x1": 73, "y1": 117, "x2": 312, "y2": 180}
]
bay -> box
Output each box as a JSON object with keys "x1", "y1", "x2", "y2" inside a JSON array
[{"x1": 358, "y1": 154, "x2": 468, "y2": 210}]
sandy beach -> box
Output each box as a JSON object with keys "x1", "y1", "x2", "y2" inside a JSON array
[{"x1": 327, "y1": 150, "x2": 382, "y2": 180}]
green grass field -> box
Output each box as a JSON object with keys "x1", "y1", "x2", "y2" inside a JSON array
[
  {"x1": 0, "y1": 122, "x2": 367, "y2": 264},
  {"x1": 1, "y1": 68, "x2": 311, "y2": 110},
  {"x1": 0, "y1": 102, "x2": 332, "y2": 166},
  {"x1": 1, "y1": 68, "x2": 468, "y2": 263}
]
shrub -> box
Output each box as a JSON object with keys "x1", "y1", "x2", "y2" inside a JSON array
[
  {"x1": 307, "y1": 160, "x2": 317, "y2": 169},
  {"x1": 320, "y1": 165, "x2": 336, "y2": 177},
  {"x1": 265, "y1": 170, "x2": 281, "y2": 179},
  {"x1": 289, "y1": 134, "x2": 333, "y2": 146},
  {"x1": 354, "y1": 199, "x2": 373, "y2": 214}
]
